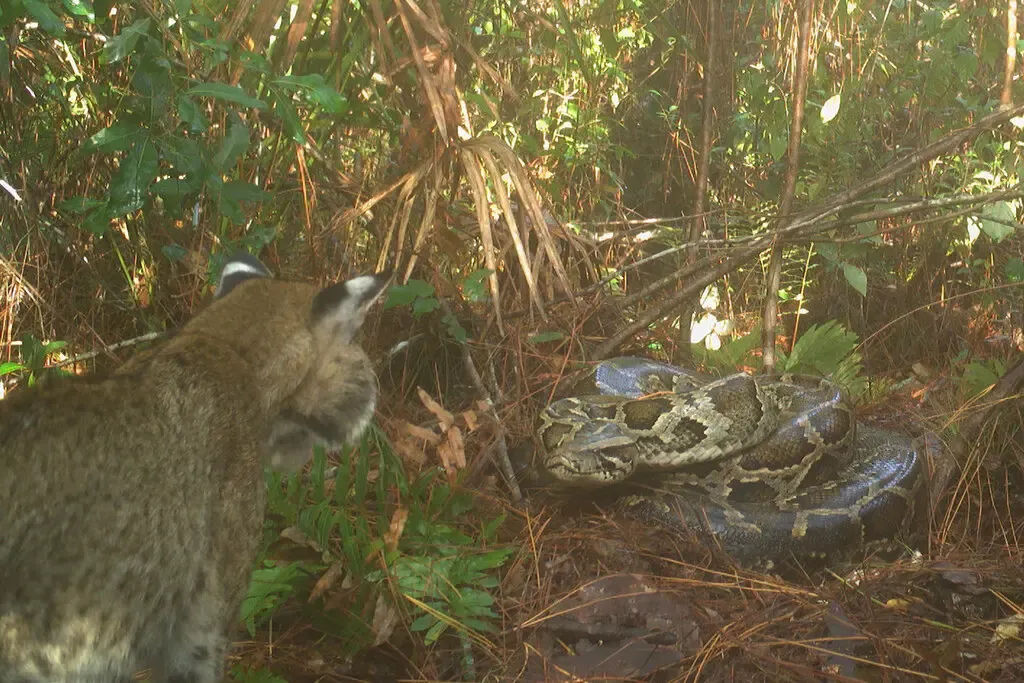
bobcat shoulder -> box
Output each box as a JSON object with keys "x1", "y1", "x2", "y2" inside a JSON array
[{"x1": 0, "y1": 253, "x2": 389, "y2": 683}]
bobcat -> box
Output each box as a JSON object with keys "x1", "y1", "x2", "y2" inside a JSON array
[{"x1": 0, "y1": 252, "x2": 390, "y2": 683}]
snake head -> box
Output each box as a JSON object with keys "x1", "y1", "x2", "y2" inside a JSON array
[{"x1": 539, "y1": 411, "x2": 640, "y2": 486}]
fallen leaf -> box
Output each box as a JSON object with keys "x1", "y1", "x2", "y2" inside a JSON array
[
  {"x1": 280, "y1": 526, "x2": 323, "y2": 552},
  {"x1": 462, "y1": 409, "x2": 480, "y2": 432},
  {"x1": 437, "y1": 425, "x2": 466, "y2": 479},
  {"x1": 310, "y1": 561, "x2": 344, "y2": 602},
  {"x1": 417, "y1": 387, "x2": 455, "y2": 431},
  {"x1": 392, "y1": 433, "x2": 428, "y2": 467},
  {"x1": 384, "y1": 506, "x2": 409, "y2": 552},
  {"x1": 372, "y1": 594, "x2": 400, "y2": 646},
  {"x1": 402, "y1": 421, "x2": 442, "y2": 446}
]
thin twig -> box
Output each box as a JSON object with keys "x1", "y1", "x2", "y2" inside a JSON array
[
  {"x1": 53, "y1": 331, "x2": 166, "y2": 368},
  {"x1": 436, "y1": 298, "x2": 522, "y2": 500}
]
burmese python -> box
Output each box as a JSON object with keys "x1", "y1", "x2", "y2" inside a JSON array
[{"x1": 536, "y1": 357, "x2": 924, "y2": 568}]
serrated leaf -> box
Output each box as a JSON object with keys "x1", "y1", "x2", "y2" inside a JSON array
[
  {"x1": 81, "y1": 121, "x2": 143, "y2": 154},
  {"x1": 185, "y1": 83, "x2": 267, "y2": 110},
  {"x1": 841, "y1": 263, "x2": 867, "y2": 297},
  {"x1": 24, "y1": 0, "x2": 66, "y2": 36},
  {"x1": 109, "y1": 138, "x2": 159, "y2": 216},
  {"x1": 461, "y1": 268, "x2": 493, "y2": 303},
  {"x1": 383, "y1": 280, "x2": 436, "y2": 309},
  {"x1": 820, "y1": 93, "x2": 841, "y2": 124},
  {"x1": 102, "y1": 18, "x2": 151, "y2": 63}
]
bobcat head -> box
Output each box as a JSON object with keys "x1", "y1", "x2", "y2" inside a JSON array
[{"x1": 213, "y1": 252, "x2": 390, "y2": 471}]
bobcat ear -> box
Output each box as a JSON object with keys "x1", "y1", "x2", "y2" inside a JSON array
[
  {"x1": 215, "y1": 251, "x2": 272, "y2": 298},
  {"x1": 310, "y1": 270, "x2": 391, "y2": 339}
]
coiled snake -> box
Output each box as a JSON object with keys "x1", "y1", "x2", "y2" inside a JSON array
[{"x1": 536, "y1": 358, "x2": 924, "y2": 568}]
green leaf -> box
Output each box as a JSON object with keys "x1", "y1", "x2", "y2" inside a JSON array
[
  {"x1": 82, "y1": 206, "x2": 111, "y2": 235},
  {"x1": 185, "y1": 83, "x2": 268, "y2": 110},
  {"x1": 271, "y1": 90, "x2": 305, "y2": 144},
  {"x1": 977, "y1": 202, "x2": 1016, "y2": 243},
  {"x1": 161, "y1": 244, "x2": 187, "y2": 262},
  {"x1": 527, "y1": 331, "x2": 565, "y2": 344},
  {"x1": 820, "y1": 93, "x2": 841, "y2": 124},
  {"x1": 157, "y1": 135, "x2": 206, "y2": 177},
  {"x1": 0, "y1": 361, "x2": 26, "y2": 376},
  {"x1": 461, "y1": 268, "x2": 493, "y2": 303},
  {"x1": 273, "y1": 74, "x2": 347, "y2": 113},
  {"x1": 1005, "y1": 257, "x2": 1024, "y2": 283},
  {"x1": 62, "y1": 0, "x2": 93, "y2": 19},
  {"x1": 81, "y1": 121, "x2": 143, "y2": 154},
  {"x1": 132, "y1": 56, "x2": 173, "y2": 118},
  {"x1": 768, "y1": 133, "x2": 787, "y2": 161},
  {"x1": 384, "y1": 280, "x2": 435, "y2": 309},
  {"x1": 841, "y1": 263, "x2": 867, "y2": 297},
  {"x1": 103, "y1": 18, "x2": 151, "y2": 63},
  {"x1": 212, "y1": 112, "x2": 250, "y2": 172},
  {"x1": 412, "y1": 296, "x2": 440, "y2": 316},
  {"x1": 443, "y1": 312, "x2": 467, "y2": 343},
  {"x1": 108, "y1": 138, "x2": 159, "y2": 217},
  {"x1": 24, "y1": 0, "x2": 66, "y2": 36},
  {"x1": 58, "y1": 196, "x2": 106, "y2": 214},
  {"x1": 176, "y1": 95, "x2": 208, "y2": 133}
]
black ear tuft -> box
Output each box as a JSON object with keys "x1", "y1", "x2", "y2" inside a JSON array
[{"x1": 215, "y1": 251, "x2": 272, "y2": 298}]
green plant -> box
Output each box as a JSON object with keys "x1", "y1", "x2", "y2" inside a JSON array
[
  {"x1": 247, "y1": 425, "x2": 511, "y2": 664},
  {"x1": 0, "y1": 334, "x2": 73, "y2": 387}
]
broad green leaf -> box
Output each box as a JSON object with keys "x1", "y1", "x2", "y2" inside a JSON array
[
  {"x1": 212, "y1": 112, "x2": 250, "y2": 171},
  {"x1": 62, "y1": 0, "x2": 93, "y2": 19},
  {"x1": 176, "y1": 95, "x2": 208, "y2": 133},
  {"x1": 273, "y1": 74, "x2": 348, "y2": 113},
  {"x1": 103, "y1": 18, "x2": 151, "y2": 63},
  {"x1": 185, "y1": 83, "x2": 267, "y2": 110},
  {"x1": 82, "y1": 206, "x2": 111, "y2": 236},
  {"x1": 58, "y1": 196, "x2": 106, "y2": 214},
  {"x1": 161, "y1": 244, "x2": 187, "y2": 262},
  {"x1": 768, "y1": 133, "x2": 787, "y2": 161},
  {"x1": 0, "y1": 361, "x2": 25, "y2": 376},
  {"x1": 1005, "y1": 257, "x2": 1024, "y2": 283},
  {"x1": 841, "y1": 263, "x2": 867, "y2": 297},
  {"x1": 978, "y1": 202, "x2": 1016, "y2": 243},
  {"x1": 220, "y1": 180, "x2": 269, "y2": 203},
  {"x1": 108, "y1": 138, "x2": 159, "y2": 216},
  {"x1": 820, "y1": 93, "x2": 841, "y2": 124},
  {"x1": 271, "y1": 90, "x2": 305, "y2": 144},
  {"x1": 81, "y1": 121, "x2": 143, "y2": 154},
  {"x1": 460, "y1": 268, "x2": 493, "y2": 302},
  {"x1": 132, "y1": 56, "x2": 173, "y2": 117},
  {"x1": 157, "y1": 135, "x2": 206, "y2": 177},
  {"x1": 384, "y1": 280, "x2": 435, "y2": 309},
  {"x1": 24, "y1": 0, "x2": 66, "y2": 36}
]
